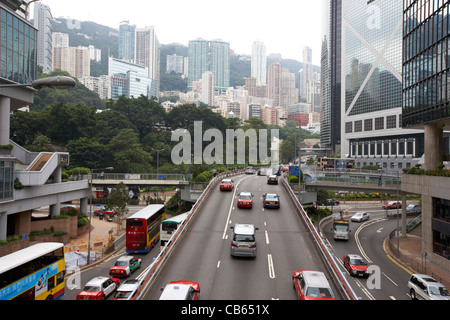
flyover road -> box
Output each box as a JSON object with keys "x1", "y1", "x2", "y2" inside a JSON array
[
  {"x1": 143, "y1": 173, "x2": 343, "y2": 300},
  {"x1": 322, "y1": 209, "x2": 413, "y2": 300}
]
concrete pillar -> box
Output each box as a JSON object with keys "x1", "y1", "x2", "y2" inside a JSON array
[
  {"x1": 53, "y1": 165, "x2": 62, "y2": 183},
  {"x1": 0, "y1": 212, "x2": 7, "y2": 241},
  {"x1": 0, "y1": 97, "x2": 11, "y2": 145},
  {"x1": 402, "y1": 193, "x2": 407, "y2": 238},
  {"x1": 424, "y1": 123, "x2": 443, "y2": 170},
  {"x1": 80, "y1": 197, "x2": 88, "y2": 216},
  {"x1": 50, "y1": 204, "x2": 60, "y2": 218}
]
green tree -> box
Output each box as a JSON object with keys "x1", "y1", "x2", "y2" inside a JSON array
[
  {"x1": 109, "y1": 129, "x2": 153, "y2": 173},
  {"x1": 107, "y1": 182, "x2": 130, "y2": 233},
  {"x1": 66, "y1": 137, "x2": 112, "y2": 169}
]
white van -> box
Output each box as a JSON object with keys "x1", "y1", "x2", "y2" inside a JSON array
[{"x1": 230, "y1": 224, "x2": 258, "y2": 258}]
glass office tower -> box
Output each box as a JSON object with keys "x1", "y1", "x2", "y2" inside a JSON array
[
  {"x1": 341, "y1": 0, "x2": 423, "y2": 170},
  {"x1": 402, "y1": 0, "x2": 450, "y2": 268},
  {"x1": 321, "y1": 0, "x2": 342, "y2": 154},
  {"x1": 403, "y1": 0, "x2": 450, "y2": 128},
  {"x1": 0, "y1": 5, "x2": 37, "y2": 84}
]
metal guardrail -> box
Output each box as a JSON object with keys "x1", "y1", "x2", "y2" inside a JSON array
[
  {"x1": 91, "y1": 172, "x2": 193, "y2": 182},
  {"x1": 280, "y1": 176, "x2": 359, "y2": 300}
]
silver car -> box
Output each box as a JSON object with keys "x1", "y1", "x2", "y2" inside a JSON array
[
  {"x1": 408, "y1": 274, "x2": 450, "y2": 300},
  {"x1": 351, "y1": 211, "x2": 370, "y2": 222},
  {"x1": 230, "y1": 224, "x2": 258, "y2": 258}
]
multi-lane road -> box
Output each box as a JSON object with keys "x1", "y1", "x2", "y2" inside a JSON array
[
  {"x1": 142, "y1": 173, "x2": 339, "y2": 300},
  {"x1": 64, "y1": 172, "x2": 415, "y2": 301}
]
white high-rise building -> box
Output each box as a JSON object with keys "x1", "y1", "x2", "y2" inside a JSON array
[
  {"x1": 251, "y1": 41, "x2": 267, "y2": 86},
  {"x1": 33, "y1": 3, "x2": 53, "y2": 73},
  {"x1": 201, "y1": 71, "x2": 215, "y2": 106},
  {"x1": 52, "y1": 32, "x2": 69, "y2": 48},
  {"x1": 301, "y1": 46, "x2": 313, "y2": 100},
  {"x1": 135, "y1": 26, "x2": 160, "y2": 98}
]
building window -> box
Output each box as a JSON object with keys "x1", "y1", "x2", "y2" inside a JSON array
[
  {"x1": 434, "y1": 198, "x2": 450, "y2": 222},
  {"x1": 0, "y1": 160, "x2": 14, "y2": 202},
  {"x1": 386, "y1": 115, "x2": 397, "y2": 129},
  {"x1": 433, "y1": 230, "x2": 450, "y2": 261},
  {"x1": 345, "y1": 121, "x2": 353, "y2": 133},
  {"x1": 375, "y1": 117, "x2": 384, "y2": 130},
  {"x1": 354, "y1": 120, "x2": 362, "y2": 132},
  {"x1": 364, "y1": 119, "x2": 373, "y2": 131}
]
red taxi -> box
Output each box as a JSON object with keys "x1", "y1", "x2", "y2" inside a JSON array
[
  {"x1": 109, "y1": 256, "x2": 142, "y2": 278},
  {"x1": 94, "y1": 207, "x2": 116, "y2": 216},
  {"x1": 219, "y1": 179, "x2": 234, "y2": 191},
  {"x1": 343, "y1": 254, "x2": 369, "y2": 277},
  {"x1": 159, "y1": 280, "x2": 200, "y2": 300},
  {"x1": 237, "y1": 192, "x2": 253, "y2": 209},
  {"x1": 76, "y1": 276, "x2": 120, "y2": 300},
  {"x1": 292, "y1": 270, "x2": 335, "y2": 300}
]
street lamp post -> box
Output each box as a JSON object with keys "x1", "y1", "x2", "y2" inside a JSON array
[
  {"x1": 152, "y1": 148, "x2": 165, "y2": 179},
  {"x1": 87, "y1": 167, "x2": 113, "y2": 265},
  {"x1": 0, "y1": 76, "x2": 76, "y2": 90}
]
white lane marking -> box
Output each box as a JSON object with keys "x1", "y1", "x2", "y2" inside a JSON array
[
  {"x1": 267, "y1": 254, "x2": 275, "y2": 279},
  {"x1": 265, "y1": 230, "x2": 270, "y2": 244},
  {"x1": 222, "y1": 176, "x2": 250, "y2": 239}
]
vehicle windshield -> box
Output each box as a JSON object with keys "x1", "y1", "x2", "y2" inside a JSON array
[
  {"x1": 222, "y1": 180, "x2": 232, "y2": 184},
  {"x1": 350, "y1": 258, "x2": 366, "y2": 266},
  {"x1": 335, "y1": 224, "x2": 349, "y2": 232},
  {"x1": 240, "y1": 195, "x2": 252, "y2": 200},
  {"x1": 429, "y1": 286, "x2": 450, "y2": 296},
  {"x1": 115, "y1": 261, "x2": 129, "y2": 266},
  {"x1": 83, "y1": 285, "x2": 100, "y2": 292},
  {"x1": 265, "y1": 195, "x2": 279, "y2": 201},
  {"x1": 114, "y1": 290, "x2": 132, "y2": 299},
  {"x1": 234, "y1": 234, "x2": 255, "y2": 242},
  {"x1": 306, "y1": 287, "x2": 334, "y2": 298}
]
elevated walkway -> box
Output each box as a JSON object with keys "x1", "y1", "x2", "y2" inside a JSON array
[{"x1": 92, "y1": 173, "x2": 191, "y2": 188}]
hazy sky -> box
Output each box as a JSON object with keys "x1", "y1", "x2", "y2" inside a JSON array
[{"x1": 36, "y1": 0, "x2": 324, "y2": 65}]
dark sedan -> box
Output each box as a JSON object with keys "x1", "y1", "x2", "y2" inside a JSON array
[{"x1": 263, "y1": 193, "x2": 280, "y2": 209}]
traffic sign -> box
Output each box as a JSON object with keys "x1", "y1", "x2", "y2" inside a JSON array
[{"x1": 289, "y1": 166, "x2": 300, "y2": 176}]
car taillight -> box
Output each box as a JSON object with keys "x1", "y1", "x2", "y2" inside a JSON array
[
  {"x1": 249, "y1": 244, "x2": 256, "y2": 249},
  {"x1": 96, "y1": 292, "x2": 103, "y2": 300},
  {"x1": 231, "y1": 243, "x2": 238, "y2": 248},
  {"x1": 265, "y1": 201, "x2": 268, "y2": 204}
]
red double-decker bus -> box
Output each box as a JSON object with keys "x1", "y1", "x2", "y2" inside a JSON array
[{"x1": 126, "y1": 204, "x2": 165, "y2": 254}]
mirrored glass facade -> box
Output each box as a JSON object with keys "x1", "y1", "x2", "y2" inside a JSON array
[
  {"x1": 403, "y1": 0, "x2": 450, "y2": 127},
  {"x1": 343, "y1": 0, "x2": 403, "y2": 117},
  {"x1": 0, "y1": 5, "x2": 37, "y2": 84}
]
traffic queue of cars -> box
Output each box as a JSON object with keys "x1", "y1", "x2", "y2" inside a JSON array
[
  {"x1": 76, "y1": 255, "x2": 142, "y2": 300},
  {"x1": 222, "y1": 169, "x2": 336, "y2": 300}
]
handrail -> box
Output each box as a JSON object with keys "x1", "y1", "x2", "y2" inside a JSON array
[{"x1": 280, "y1": 176, "x2": 359, "y2": 300}]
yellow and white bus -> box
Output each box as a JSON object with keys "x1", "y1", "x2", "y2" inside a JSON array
[{"x1": 0, "y1": 242, "x2": 65, "y2": 300}]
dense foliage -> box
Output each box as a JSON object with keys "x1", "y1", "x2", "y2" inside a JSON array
[{"x1": 12, "y1": 91, "x2": 317, "y2": 175}]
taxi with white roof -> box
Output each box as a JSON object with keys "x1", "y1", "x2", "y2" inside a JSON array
[
  {"x1": 159, "y1": 280, "x2": 200, "y2": 300},
  {"x1": 292, "y1": 270, "x2": 335, "y2": 300}
]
